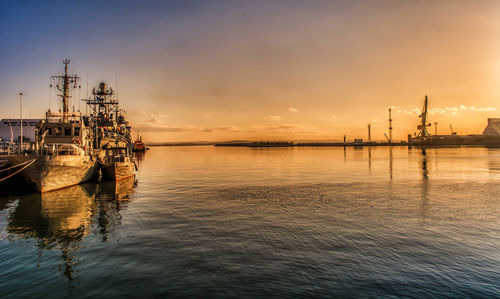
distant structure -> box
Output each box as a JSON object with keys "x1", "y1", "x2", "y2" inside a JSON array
[
  {"x1": 482, "y1": 118, "x2": 500, "y2": 136},
  {"x1": 388, "y1": 108, "x2": 393, "y2": 143},
  {"x1": 417, "y1": 95, "x2": 431, "y2": 140},
  {"x1": 449, "y1": 124, "x2": 457, "y2": 135},
  {"x1": 0, "y1": 119, "x2": 41, "y2": 142},
  {"x1": 407, "y1": 96, "x2": 500, "y2": 146},
  {"x1": 367, "y1": 124, "x2": 371, "y2": 141}
]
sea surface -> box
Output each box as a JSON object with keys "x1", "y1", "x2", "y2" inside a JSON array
[{"x1": 0, "y1": 146, "x2": 499, "y2": 298}]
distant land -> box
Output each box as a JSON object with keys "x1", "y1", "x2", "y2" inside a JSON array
[
  {"x1": 148, "y1": 141, "x2": 216, "y2": 146},
  {"x1": 148, "y1": 140, "x2": 348, "y2": 146}
]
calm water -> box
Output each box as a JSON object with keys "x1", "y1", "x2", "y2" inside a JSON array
[{"x1": 1, "y1": 146, "x2": 499, "y2": 297}]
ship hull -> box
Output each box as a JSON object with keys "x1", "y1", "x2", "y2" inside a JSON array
[
  {"x1": 101, "y1": 161, "x2": 135, "y2": 181},
  {"x1": 9, "y1": 155, "x2": 98, "y2": 193}
]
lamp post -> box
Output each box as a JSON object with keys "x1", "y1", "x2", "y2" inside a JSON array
[{"x1": 19, "y1": 92, "x2": 23, "y2": 153}]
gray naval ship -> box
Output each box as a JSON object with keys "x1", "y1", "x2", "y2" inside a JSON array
[
  {"x1": 10, "y1": 59, "x2": 98, "y2": 192},
  {"x1": 84, "y1": 82, "x2": 136, "y2": 181}
]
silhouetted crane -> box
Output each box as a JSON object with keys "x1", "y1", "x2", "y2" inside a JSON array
[
  {"x1": 417, "y1": 95, "x2": 431, "y2": 140},
  {"x1": 449, "y1": 124, "x2": 457, "y2": 135}
]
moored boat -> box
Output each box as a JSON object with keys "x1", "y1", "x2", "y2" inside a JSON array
[
  {"x1": 132, "y1": 135, "x2": 146, "y2": 152},
  {"x1": 99, "y1": 143, "x2": 136, "y2": 181},
  {"x1": 9, "y1": 59, "x2": 98, "y2": 193}
]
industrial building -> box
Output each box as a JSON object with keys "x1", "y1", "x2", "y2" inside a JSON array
[
  {"x1": 0, "y1": 119, "x2": 41, "y2": 143},
  {"x1": 407, "y1": 96, "x2": 500, "y2": 146}
]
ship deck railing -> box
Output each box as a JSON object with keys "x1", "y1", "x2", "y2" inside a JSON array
[{"x1": 40, "y1": 143, "x2": 88, "y2": 156}]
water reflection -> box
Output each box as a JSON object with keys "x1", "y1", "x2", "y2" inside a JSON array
[
  {"x1": 368, "y1": 147, "x2": 372, "y2": 175},
  {"x1": 421, "y1": 148, "x2": 429, "y2": 180},
  {"x1": 134, "y1": 152, "x2": 145, "y2": 166},
  {"x1": 419, "y1": 148, "x2": 430, "y2": 222},
  {"x1": 94, "y1": 178, "x2": 135, "y2": 242},
  {"x1": 389, "y1": 147, "x2": 393, "y2": 180},
  {"x1": 487, "y1": 148, "x2": 500, "y2": 172},
  {"x1": 5, "y1": 177, "x2": 135, "y2": 280}
]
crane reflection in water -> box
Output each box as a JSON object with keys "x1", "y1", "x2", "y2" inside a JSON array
[{"x1": 6, "y1": 177, "x2": 135, "y2": 280}]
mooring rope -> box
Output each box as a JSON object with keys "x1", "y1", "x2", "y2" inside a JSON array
[
  {"x1": 0, "y1": 158, "x2": 36, "y2": 183},
  {"x1": 0, "y1": 159, "x2": 36, "y2": 173}
]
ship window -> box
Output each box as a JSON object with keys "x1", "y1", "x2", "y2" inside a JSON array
[
  {"x1": 74, "y1": 127, "x2": 80, "y2": 136},
  {"x1": 64, "y1": 127, "x2": 71, "y2": 136},
  {"x1": 55, "y1": 127, "x2": 62, "y2": 135}
]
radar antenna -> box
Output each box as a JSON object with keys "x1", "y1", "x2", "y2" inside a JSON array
[{"x1": 51, "y1": 59, "x2": 81, "y2": 122}]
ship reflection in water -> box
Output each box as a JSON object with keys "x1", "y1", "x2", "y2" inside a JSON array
[
  {"x1": 1, "y1": 147, "x2": 500, "y2": 297},
  {"x1": 5, "y1": 177, "x2": 135, "y2": 280}
]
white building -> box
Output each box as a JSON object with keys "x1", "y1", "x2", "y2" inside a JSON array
[{"x1": 0, "y1": 119, "x2": 42, "y2": 142}]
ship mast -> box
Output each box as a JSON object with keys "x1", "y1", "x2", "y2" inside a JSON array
[{"x1": 51, "y1": 59, "x2": 80, "y2": 122}]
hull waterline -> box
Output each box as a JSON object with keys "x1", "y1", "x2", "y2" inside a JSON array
[
  {"x1": 9, "y1": 155, "x2": 98, "y2": 193},
  {"x1": 101, "y1": 161, "x2": 135, "y2": 181}
]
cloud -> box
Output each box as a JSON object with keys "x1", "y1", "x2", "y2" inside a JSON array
[
  {"x1": 135, "y1": 124, "x2": 195, "y2": 132},
  {"x1": 273, "y1": 124, "x2": 297, "y2": 130},
  {"x1": 265, "y1": 115, "x2": 281, "y2": 121},
  {"x1": 288, "y1": 107, "x2": 298, "y2": 112},
  {"x1": 428, "y1": 105, "x2": 496, "y2": 115},
  {"x1": 147, "y1": 118, "x2": 160, "y2": 124},
  {"x1": 330, "y1": 114, "x2": 337, "y2": 119},
  {"x1": 469, "y1": 106, "x2": 496, "y2": 112},
  {"x1": 395, "y1": 105, "x2": 496, "y2": 116}
]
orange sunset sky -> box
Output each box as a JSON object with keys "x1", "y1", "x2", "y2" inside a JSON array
[{"x1": 1, "y1": 0, "x2": 500, "y2": 142}]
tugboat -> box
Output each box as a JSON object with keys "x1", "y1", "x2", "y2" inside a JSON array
[
  {"x1": 132, "y1": 135, "x2": 146, "y2": 152},
  {"x1": 9, "y1": 59, "x2": 98, "y2": 193},
  {"x1": 84, "y1": 82, "x2": 136, "y2": 181}
]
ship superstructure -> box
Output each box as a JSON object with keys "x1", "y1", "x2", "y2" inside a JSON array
[
  {"x1": 83, "y1": 82, "x2": 135, "y2": 181},
  {"x1": 83, "y1": 82, "x2": 132, "y2": 151}
]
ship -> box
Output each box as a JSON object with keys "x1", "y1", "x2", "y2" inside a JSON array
[
  {"x1": 9, "y1": 59, "x2": 99, "y2": 193},
  {"x1": 83, "y1": 82, "x2": 133, "y2": 152},
  {"x1": 132, "y1": 135, "x2": 146, "y2": 152},
  {"x1": 84, "y1": 82, "x2": 136, "y2": 181},
  {"x1": 100, "y1": 141, "x2": 136, "y2": 181}
]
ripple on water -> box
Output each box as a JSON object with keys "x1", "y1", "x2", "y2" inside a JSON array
[{"x1": 0, "y1": 147, "x2": 499, "y2": 297}]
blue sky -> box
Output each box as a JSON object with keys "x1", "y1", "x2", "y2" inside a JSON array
[{"x1": 2, "y1": 1, "x2": 500, "y2": 141}]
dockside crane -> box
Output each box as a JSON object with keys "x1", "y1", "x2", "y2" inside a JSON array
[
  {"x1": 417, "y1": 95, "x2": 431, "y2": 140},
  {"x1": 449, "y1": 124, "x2": 457, "y2": 135}
]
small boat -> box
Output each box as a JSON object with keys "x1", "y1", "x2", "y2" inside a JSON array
[
  {"x1": 99, "y1": 144, "x2": 136, "y2": 181},
  {"x1": 132, "y1": 135, "x2": 146, "y2": 152}
]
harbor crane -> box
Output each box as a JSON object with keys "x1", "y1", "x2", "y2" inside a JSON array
[
  {"x1": 417, "y1": 95, "x2": 431, "y2": 140},
  {"x1": 449, "y1": 124, "x2": 457, "y2": 135}
]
